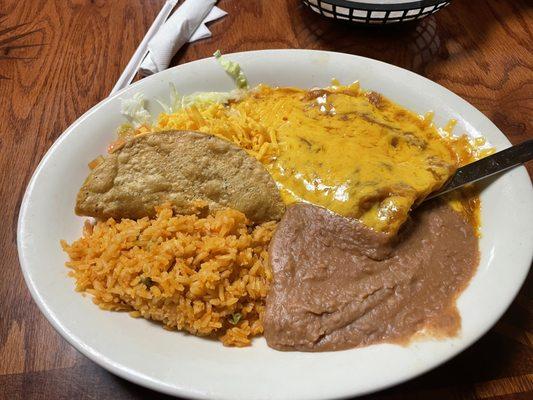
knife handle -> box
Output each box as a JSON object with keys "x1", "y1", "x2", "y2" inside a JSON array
[{"x1": 428, "y1": 139, "x2": 533, "y2": 199}]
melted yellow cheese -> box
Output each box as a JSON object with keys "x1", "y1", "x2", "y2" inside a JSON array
[{"x1": 156, "y1": 83, "x2": 479, "y2": 233}]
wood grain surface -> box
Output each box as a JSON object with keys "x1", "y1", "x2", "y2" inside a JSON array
[{"x1": 0, "y1": 0, "x2": 532, "y2": 399}]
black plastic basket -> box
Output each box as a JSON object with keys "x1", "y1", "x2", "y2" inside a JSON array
[{"x1": 302, "y1": 0, "x2": 451, "y2": 24}]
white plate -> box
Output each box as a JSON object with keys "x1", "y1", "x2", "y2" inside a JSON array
[{"x1": 17, "y1": 50, "x2": 533, "y2": 400}]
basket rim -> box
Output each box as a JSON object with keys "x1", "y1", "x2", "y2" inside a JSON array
[{"x1": 305, "y1": 0, "x2": 449, "y2": 12}]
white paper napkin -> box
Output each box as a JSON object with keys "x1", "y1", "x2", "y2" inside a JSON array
[
  {"x1": 139, "y1": 0, "x2": 227, "y2": 76},
  {"x1": 189, "y1": 6, "x2": 227, "y2": 42}
]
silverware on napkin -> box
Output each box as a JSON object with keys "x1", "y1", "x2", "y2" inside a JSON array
[{"x1": 111, "y1": 0, "x2": 226, "y2": 95}]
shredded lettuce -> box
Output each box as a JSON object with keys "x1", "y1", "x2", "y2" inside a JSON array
[
  {"x1": 181, "y1": 89, "x2": 244, "y2": 108},
  {"x1": 120, "y1": 92, "x2": 151, "y2": 127},
  {"x1": 214, "y1": 50, "x2": 249, "y2": 89},
  {"x1": 156, "y1": 86, "x2": 244, "y2": 113},
  {"x1": 121, "y1": 52, "x2": 249, "y2": 124},
  {"x1": 123, "y1": 88, "x2": 244, "y2": 125},
  {"x1": 156, "y1": 83, "x2": 181, "y2": 114}
]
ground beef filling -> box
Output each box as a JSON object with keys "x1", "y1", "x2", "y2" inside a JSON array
[{"x1": 264, "y1": 201, "x2": 479, "y2": 352}]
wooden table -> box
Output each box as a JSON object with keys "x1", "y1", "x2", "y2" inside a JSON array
[{"x1": 1, "y1": 0, "x2": 531, "y2": 398}]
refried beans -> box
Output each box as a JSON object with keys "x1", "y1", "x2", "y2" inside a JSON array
[{"x1": 264, "y1": 201, "x2": 479, "y2": 351}]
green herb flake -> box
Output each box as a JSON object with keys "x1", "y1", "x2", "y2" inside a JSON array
[{"x1": 229, "y1": 313, "x2": 242, "y2": 325}]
